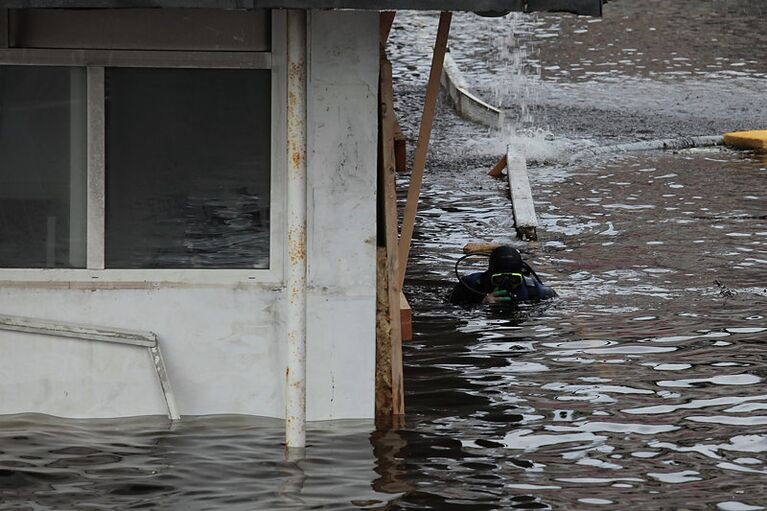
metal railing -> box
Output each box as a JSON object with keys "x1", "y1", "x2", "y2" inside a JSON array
[{"x1": 0, "y1": 314, "x2": 180, "y2": 421}]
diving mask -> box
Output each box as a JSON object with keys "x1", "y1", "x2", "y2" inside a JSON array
[{"x1": 490, "y1": 272, "x2": 524, "y2": 291}]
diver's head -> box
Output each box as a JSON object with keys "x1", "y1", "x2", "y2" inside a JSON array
[
  {"x1": 488, "y1": 246, "x2": 523, "y2": 274},
  {"x1": 479, "y1": 246, "x2": 524, "y2": 292}
]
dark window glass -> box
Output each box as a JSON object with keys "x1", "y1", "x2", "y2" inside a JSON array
[
  {"x1": 0, "y1": 66, "x2": 87, "y2": 268},
  {"x1": 105, "y1": 68, "x2": 271, "y2": 269},
  {"x1": 10, "y1": 9, "x2": 270, "y2": 52}
]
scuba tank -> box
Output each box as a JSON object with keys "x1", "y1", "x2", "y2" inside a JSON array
[{"x1": 454, "y1": 252, "x2": 548, "y2": 304}]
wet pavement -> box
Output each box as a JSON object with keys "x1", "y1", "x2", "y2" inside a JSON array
[
  {"x1": 1, "y1": 1, "x2": 766, "y2": 510},
  {"x1": 391, "y1": 1, "x2": 767, "y2": 147}
]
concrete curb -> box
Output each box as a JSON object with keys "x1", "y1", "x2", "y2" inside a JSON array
[
  {"x1": 441, "y1": 51, "x2": 504, "y2": 130},
  {"x1": 569, "y1": 135, "x2": 724, "y2": 162}
]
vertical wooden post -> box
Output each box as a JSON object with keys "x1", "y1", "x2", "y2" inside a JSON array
[
  {"x1": 376, "y1": 12, "x2": 404, "y2": 418},
  {"x1": 380, "y1": 11, "x2": 408, "y2": 175},
  {"x1": 397, "y1": 11, "x2": 452, "y2": 289},
  {"x1": 375, "y1": 248, "x2": 394, "y2": 417},
  {"x1": 383, "y1": 59, "x2": 404, "y2": 416}
]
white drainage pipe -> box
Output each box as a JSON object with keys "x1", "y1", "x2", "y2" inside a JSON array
[
  {"x1": 285, "y1": 9, "x2": 308, "y2": 451},
  {"x1": 569, "y1": 135, "x2": 724, "y2": 162}
]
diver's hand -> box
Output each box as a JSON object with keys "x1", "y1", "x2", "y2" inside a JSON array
[{"x1": 482, "y1": 290, "x2": 513, "y2": 304}]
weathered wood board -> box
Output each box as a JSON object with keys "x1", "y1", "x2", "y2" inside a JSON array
[{"x1": 506, "y1": 146, "x2": 538, "y2": 241}]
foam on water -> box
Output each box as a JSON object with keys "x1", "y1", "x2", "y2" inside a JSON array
[{"x1": 459, "y1": 127, "x2": 582, "y2": 164}]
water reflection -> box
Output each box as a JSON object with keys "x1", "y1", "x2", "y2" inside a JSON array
[{"x1": 0, "y1": 415, "x2": 394, "y2": 510}]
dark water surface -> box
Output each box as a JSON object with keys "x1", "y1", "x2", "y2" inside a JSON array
[
  {"x1": 401, "y1": 149, "x2": 767, "y2": 510},
  {"x1": 3, "y1": 2, "x2": 767, "y2": 510},
  {"x1": 2, "y1": 150, "x2": 764, "y2": 510}
]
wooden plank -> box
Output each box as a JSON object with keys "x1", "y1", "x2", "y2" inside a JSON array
[
  {"x1": 488, "y1": 154, "x2": 507, "y2": 178},
  {"x1": 463, "y1": 242, "x2": 501, "y2": 254},
  {"x1": 506, "y1": 146, "x2": 538, "y2": 241},
  {"x1": 381, "y1": 12, "x2": 406, "y2": 174},
  {"x1": 375, "y1": 248, "x2": 393, "y2": 417},
  {"x1": 397, "y1": 11, "x2": 452, "y2": 289},
  {"x1": 399, "y1": 292, "x2": 412, "y2": 342},
  {"x1": 376, "y1": 52, "x2": 404, "y2": 417},
  {"x1": 381, "y1": 56, "x2": 404, "y2": 417}
]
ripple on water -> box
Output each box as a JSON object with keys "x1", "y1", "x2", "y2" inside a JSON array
[
  {"x1": 397, "y1": 146, "x2": 767, "y2": 508},
  {"x1": 3, "y1": 12, "x2": 767, "y2": 508}
]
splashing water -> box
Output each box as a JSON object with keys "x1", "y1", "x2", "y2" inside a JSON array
[{"x1": 490, "y1": 12, "x2": 541, "y2": 128}]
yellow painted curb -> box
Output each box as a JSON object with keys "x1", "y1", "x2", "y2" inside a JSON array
[{"x1": 723, "y1": 130, "x2": 767, "y2": 153}]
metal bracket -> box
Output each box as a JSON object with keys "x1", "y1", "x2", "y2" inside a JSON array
[{"x1": 0, "y1": 314, "x2": 180, "y2": 421}]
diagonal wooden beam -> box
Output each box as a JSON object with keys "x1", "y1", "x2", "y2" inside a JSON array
[
  {"x1": 397, "y1": 11, "x2": 452, "y2": 289},
  {"x1": 379, "y1": 10, "x2": 396, "y2": 49}
]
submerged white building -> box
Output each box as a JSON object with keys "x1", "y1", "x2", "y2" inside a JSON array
[{"x1": 0, "y1": 0, "x2": 600, "y2": 445}]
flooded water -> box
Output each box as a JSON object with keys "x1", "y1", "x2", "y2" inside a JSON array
[
  {"x1": 401, "y1": 148, "x2": 767, "y2": 510},
  {"x1": 2, "y1": 2, "x2": 767, "y2": 510}
]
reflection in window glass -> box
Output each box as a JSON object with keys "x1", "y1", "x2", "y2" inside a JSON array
[
  {"x1": 0, "y1": 66, "x2": 87, "y2": 268},
  {"x1": 105, "y1": 68, "x2": 271, "y2": 269}
]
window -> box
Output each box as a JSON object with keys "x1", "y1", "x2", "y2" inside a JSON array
[
  {"x1": 105, "y1": 68, "x2": 271, "y2": 269},
  {"x1": 0, "y1": 9, "x2": 279, "y2": 276},
  {"x1": 0, "y1": 66, "x2": 87, "y2": 268}
]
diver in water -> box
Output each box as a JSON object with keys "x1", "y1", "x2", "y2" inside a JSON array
[{"x1": 449, "y1": 245, "x2": 557, "y2": 306}]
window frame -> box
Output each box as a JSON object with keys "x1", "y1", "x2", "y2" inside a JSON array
[{"x1": 0, "y1": 10, "x2": 286, "y2": 287}]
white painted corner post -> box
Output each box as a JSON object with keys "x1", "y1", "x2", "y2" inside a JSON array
[{"x1": 285, "y1": 9, "x2": 308, "y2": 450}]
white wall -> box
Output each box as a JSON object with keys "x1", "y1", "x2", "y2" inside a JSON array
[
  {"x1": 0, "y1": 10, "x2": 379, "y2": 421},
  {"x1": 306, "y1": 10, "x2": 379, "y2": 420},
  {"x1": 0, "y1": 286, "x2": 285, "y2": 418}
]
